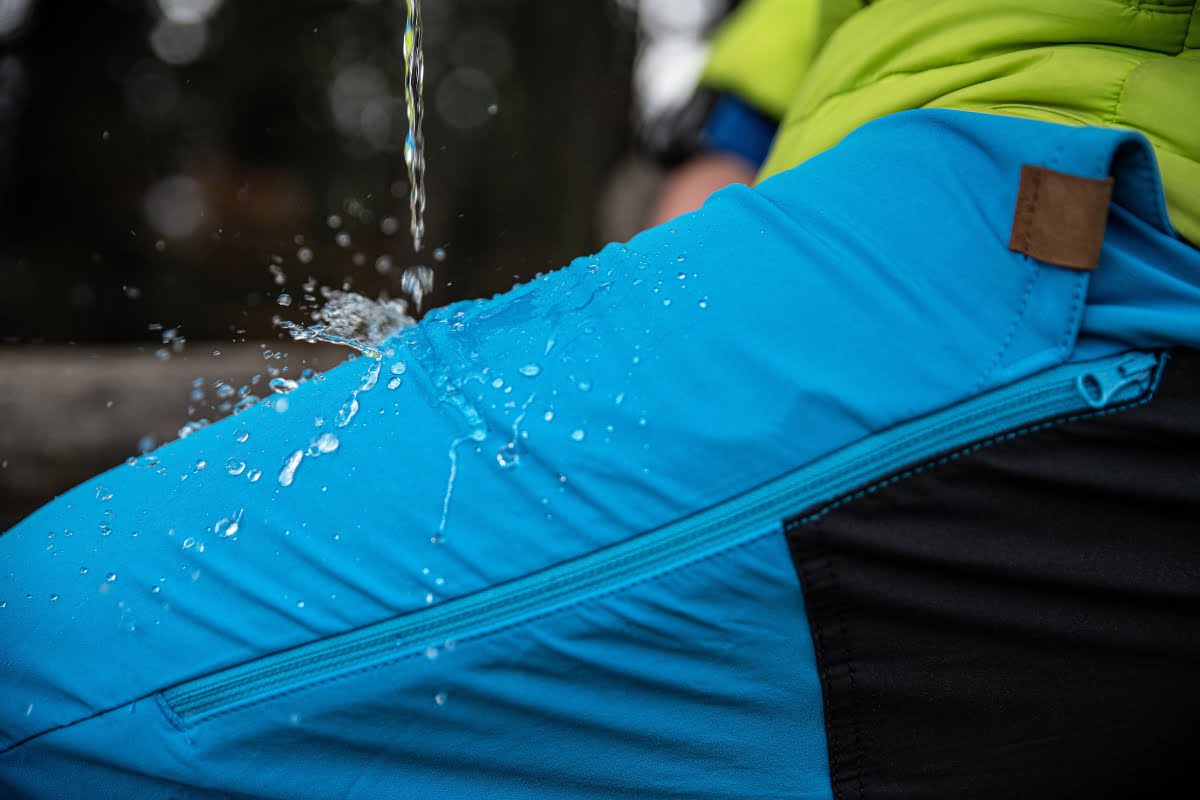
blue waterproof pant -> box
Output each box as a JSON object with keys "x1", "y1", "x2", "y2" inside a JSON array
[{"x1": 2, "y1": 110, "x2": 1199, "y2": 798}]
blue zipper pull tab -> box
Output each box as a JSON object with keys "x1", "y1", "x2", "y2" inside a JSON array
[{"x1": 1076, "y1": 352, "x2": 1159, "y2": 409}]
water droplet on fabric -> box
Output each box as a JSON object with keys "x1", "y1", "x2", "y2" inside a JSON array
[
  {"x1": 387, "y1": 377, "x2": 403, "y2": 390},
  {"x1": 270, "y1": 377, "x2": 299, "y2": 394},
  {"x1": 570, "y1": 429, "x2": 585, "y2": 442},
  {"x1": 361, "y1": 360, "x2": 382, "y2": 392},
  {"x1": 315, "y1": 433, "x2": 339, "y2": 454},
  {"x1": 278, "y1": 451, "x2": 304, "y2": 487},
  {"x1": 434, "y1": 692, "x2": 447, "y2": 706},
  {"x1": 226, "y1": 459, "x2": 246, "y2": 476},
  {"x1": 79, "y1": 567, "x2": 88, "y2": 575},
  {"x1": 496, "y1": 443, "x2": 519, "y2": 468},
  {"x1": 234, "y1": 429, "x2": 250, "y2": 443},
  {"x1": 96, "y1": 486, "x2": 113, "y2": 502},
  {"x1": 105, "y1": 572, "x2": 117, "y2": 583},
  {"x1": 335, "y1": 395, "x2": 360, "y2": 428},
  {"x1": 519, "y1": 364, "x2": 541, "y2": 377},
  {"x1": 246, "y1": 469, "x2": 262, "y2": 483}
]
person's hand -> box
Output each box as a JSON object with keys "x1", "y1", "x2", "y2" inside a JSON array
[{"x1": 646, "y1": 151, "x2": 758, "y2": 227}]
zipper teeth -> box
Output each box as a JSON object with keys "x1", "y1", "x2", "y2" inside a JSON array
[{"x1": 165, "y1": 353, "x2": 1159, "y2": 720}]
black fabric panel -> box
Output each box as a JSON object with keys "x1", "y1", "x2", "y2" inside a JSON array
[{"x1": 786, "y1": 349, "x2": 1200, "y2": 800}]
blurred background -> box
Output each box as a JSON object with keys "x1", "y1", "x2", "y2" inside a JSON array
[{"x1": 0, "y1": 0, "x2": 730, "y2": 527}]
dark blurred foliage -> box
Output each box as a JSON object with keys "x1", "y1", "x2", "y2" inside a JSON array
[{"x1": 0, "y1": 0, "x2": 636, "y2": 344}]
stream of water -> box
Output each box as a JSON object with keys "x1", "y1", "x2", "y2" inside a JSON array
[{"x1": 402, "y1": 0, "x2": 426, "y2": 252}]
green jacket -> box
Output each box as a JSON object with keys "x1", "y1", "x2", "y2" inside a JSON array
[{"x1": 703, "y1": 0, "x2": 1200, "y2": 244}]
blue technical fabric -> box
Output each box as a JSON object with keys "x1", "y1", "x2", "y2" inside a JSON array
[
  {"x1": 2, "y1": 109, "x2": 1198, "y2": 799},
  {"x1": 701, "y1": 93, "x2": 778, "y2": 167}
]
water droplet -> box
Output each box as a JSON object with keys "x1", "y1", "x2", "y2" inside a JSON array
[
  {"x1": 496, "y1": 443, "x2": 519, "y2": 468},
  {"x1": 543, "y1": 410, "x2": 554, "y2": 422},
  {"x1": 150, "y1": 585, "x2": 161, "y2": 594},
  {"x1": 182, "y1": 537, "x2": 196, "y2": 550},
  {"x1": 96, "y1": 486, "x2": 113, "y2": 502},
  {"x1": 425, "y1": 591, "x2": 435, "y2": 604},
  {"x1": 296, "y1": 600, "x2": 305, "y2": 608},
  {"x1": 246, "y1": 468, "x2": 262, "y2": 483},
  {"x1": 434, "y1": 691, "x2": 448, "y2": 706},
  {"x1": 424, "y1": 647, "x2": 439, "y2": 661},
  {"x1": 361, "y1": 360, "x2": 382, "y2": 392},
  {"x1": 519, "y1": 364, "x2": 541, "y2": 377},
  {"x1": 234, "y1": 429, "x2": 250, "y2": 443},
  {"x1": 105, "y1": 572, "x2": 117, "y2": 583},
  {"x1": 677, "y1": 271, "x2": 687, "y2": 279},
  {"x1": 698, "y1": 298, "x2": 708, "y2": 309},
  {"x1": 49, "y1": 594, "x2": 59, "y2": 602},
  {"x1": 335, "y1": 395, "x2": 360, "y2": 428},
  {"x1": 335, "y1": 232, "x2": 351, "y2": 248},
  {"x1": 570, "y1": 429, "x2": 586, "y2": 442},
  {"x1": 276, "y1": 293, "x2": 293, "y2": 308},
  {"x1": 194, "y1": 460, "x2": 207, "y2": 471},
  {"x1": 391, "y1": 361, "x2": 407, "y2": 376},
  {"x1": 215, "y1": 510, "x2": 243, "y2": 539},
  {"x1": 226, "y1": 458, "x2": 246, "y2": 476},
  {"x1": 662, "y1": 299, "x2": 672, "y2": 307},
  {"x1": 24, "y1": 704, "x2": 33, "y2": 717},
  {"x1": 433, "y1": 247, "x2": 447, "y2": 262},
  {"x1": 326, "y1": 214, "x2": 342, "y2": 229},
  {"x1": 278, "y1": 451, "x2": 304, "y2": 487},
  {"x1": 387, "y1": 377, "x2": 403, "y2": 390},
  {"x1": 491, "y1": 378, "x2": 504, "y2": 389},
  {"x1": 79, "y1": 567, "x2": 88, "y2": 575},
  {"x1": 270, "y1": 377, "x2": 299, "y2": 394},
  {"x1": 315, "y1": 433, "x2": 339, "y2": 454},
  {"x1": 297, "y1": 247, "x2": 314, "y2": 264}
]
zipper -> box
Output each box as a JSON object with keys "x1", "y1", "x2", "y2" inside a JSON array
[{"x1": 163, "y1": 351, "x2": 1162, "y2": 722}]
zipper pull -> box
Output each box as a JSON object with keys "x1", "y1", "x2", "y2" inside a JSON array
[{"x1": 1075, "y1": 352, "x2": 1159, "y2": 409}]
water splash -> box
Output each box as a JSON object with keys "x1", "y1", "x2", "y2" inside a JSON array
[
  {"x1": 402, "y1": 0, "x2": 425, "y2": 251},
  {"x1": 280, "y1": 290, "x2": 414, "y2": 359}
]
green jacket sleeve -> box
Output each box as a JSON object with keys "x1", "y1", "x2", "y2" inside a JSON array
[{"x1": 701, "y1": 0, "x2": 865, "y2": 120}]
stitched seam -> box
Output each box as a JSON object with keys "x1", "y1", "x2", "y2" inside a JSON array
[
  {"x1": 786, "y1": 390, "x2": 1156, "y2": 532},
  {"x1": 829, "y1": 553, "x2": 868, "y2": 800},
  {"x1": 797, "y1": 550, "x2": 847, "y2": 800}
]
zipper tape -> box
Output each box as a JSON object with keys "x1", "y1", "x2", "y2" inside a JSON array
[{"x1": 163, "y1": 351, "x2": 1162, "y2": 722}]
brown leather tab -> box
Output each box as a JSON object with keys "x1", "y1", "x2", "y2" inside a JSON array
[{"x1": 1008, "y1": 165, "x2": 1114, "y2": 270}]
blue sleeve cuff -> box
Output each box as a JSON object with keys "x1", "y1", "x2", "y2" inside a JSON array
[{"x1": 700, "y1": 94, "x2": 778, "y2": 169}]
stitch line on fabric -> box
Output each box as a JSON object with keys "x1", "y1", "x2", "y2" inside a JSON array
[
  {"x1": 786, "y1": 388, "x2": 1157, "y2": 534},
  {"x1": 1057, "y1": 271, "x2": 1088, "y2": 361},
  {"x1": 827, "y1": 553, "x2": 869, "y2": 800},
  {"x1": 796, "y1": 551, "x2": 847, "y2": 800},
  {"x1": 976, "y1": 139, "x2": 1070, "y2": 391}
]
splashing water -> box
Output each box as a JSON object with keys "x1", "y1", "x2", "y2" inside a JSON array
[
  {"x1": 402, "y1": 0, "x2": 425, "y2": 252},
  {"x1": 280, "y1": 290, "x2": 415, "y2": 358}
]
